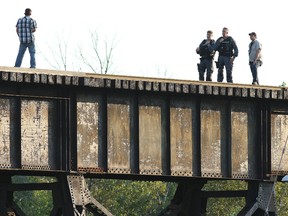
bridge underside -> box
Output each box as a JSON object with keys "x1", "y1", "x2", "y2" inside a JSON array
[
  {"x1": 0, "y1": 174, "x2": 278, "y2": 216},
  {"x1": 0, "y1": 173, "x2": 112, "y2": 216}
]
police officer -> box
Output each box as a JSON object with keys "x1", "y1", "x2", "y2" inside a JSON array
[
  {"x1": 214, "y1": 27, "x2": 238, "y2": 83},
  {"x1": 196, "y1": 30, "x2": 215, "y2": 81}
]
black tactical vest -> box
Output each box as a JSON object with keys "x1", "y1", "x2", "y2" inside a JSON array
[{"x1": 218, "y1": 36, "x2": 234, "y2": 57}]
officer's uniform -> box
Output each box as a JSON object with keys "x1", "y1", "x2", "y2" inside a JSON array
[
  {"x1": 216, "y1": 36, "x2": 238, "y2": 83},
  {"x1": 197, "y1": 39, "x2": 215, "y2": 81}
]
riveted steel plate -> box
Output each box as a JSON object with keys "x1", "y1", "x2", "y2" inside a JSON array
[
  {"x1": 231, "y1": 101, "x2": 257, "y2": 179},
  {"x1": 258, "y1": 182, "x2": 276, "y2": 211},
  {"x1": 107, "y1": 97, "x2": 130, "y2": 174},
  {"x1": 21, "y1": 99, "x2": 57, "y2": 170},
  {"x1": 67, "y1": 174, "x2": 91, "y2": 205},
  {"x1": 77, "y1": 94, "x2": 100, "y2": 170},
  {"x1": 201, "y1": 100, "x2": 226, "y2": 178},
  {"x1": 271, "y1": 113, "x2": 288, "y2": 174},
  {"x1": 139, "y1": 98, "x2": 162, "y2": 175},
  {"x1": 0, "y1": 98, "x2": 13, "y2": 168},
  {"x1": 170, "y1": 99, "x2": 195, "y2": 176}
]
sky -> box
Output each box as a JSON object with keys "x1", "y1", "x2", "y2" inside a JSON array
[{"x1": 1, "y1": 0, "x2": 287, "y2": 86}]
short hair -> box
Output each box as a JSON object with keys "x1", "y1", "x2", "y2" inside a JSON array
[
  {"x1": 249, "y1": 32, "x2": 257, "y2": 38},
  {"x1": 223, "y1": 27, "x2": 229, "y2": 32},
  {"x1": 207, "y1": 30, "x2": 213, "y2": 34},
  {"x1": 24, "y1": 8, "x2": 32, "y2": 16}
]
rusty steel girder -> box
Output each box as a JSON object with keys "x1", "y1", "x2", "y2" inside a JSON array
[
  {"x1": 0, "y1": 66, "x2": 287, "y2": 182},
  {"x1": 0, "y1": 66, "x2": 286, "y2": 215}
]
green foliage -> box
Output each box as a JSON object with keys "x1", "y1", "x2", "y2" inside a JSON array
[
  {"x1": 11, "y1": 176, "x2": 288, "y2": 215},
  {"x1": 12, "y1": 176, "x2": 176, "y2": 215},
  {"x1": 204, "y1": 180, "x2": 288, "y2": 215},
  {"x1": 88, "y1": 179, "x2": 177, "y2": 216},
  {"x1": 13, "y1": 176, "x2": 54, "y2": 215},
  {"x1": 204, "y1": 180, "x2": 246, "y2": 215},
  {"x1": 275, "y1": 182, "x2": 288, "y2": 215},
  {"x1": 280, "y1": 82, "x2": 286, "y2": 87}
]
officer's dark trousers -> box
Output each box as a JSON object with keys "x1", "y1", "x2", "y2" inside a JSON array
[
  {"x1": 198, "y1": 58, "x2": 213, "y2": 81},
  {"x1": 217, "y1": 55, "x2": 233, "y2": 83}
]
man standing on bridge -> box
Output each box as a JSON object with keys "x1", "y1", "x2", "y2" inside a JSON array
[
  {"x1": 214, "y1": 27, "x2": 238, "y2": 83},
  {"x1": 14, "y1": 8, "x2": 37, "y2": 69},
  {"x1": 248, "y1": 32, "x2": 262, "y2": 85},
  {"x1": 196, "y1": 30, "x2": 215, "y2": 81}
]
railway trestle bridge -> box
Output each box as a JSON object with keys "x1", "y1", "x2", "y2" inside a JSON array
[{"x1": 0, "y1": 66, "x2": 287, "y2": 215}]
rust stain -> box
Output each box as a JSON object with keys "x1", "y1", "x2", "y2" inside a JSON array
[
  {"x1": 77, "y1": 101, "x2": 99, "y2": 168},
  {"x1": 107, "y1": 104, "x2": 130, "y2": 170},
  {"x1": 139, "y1": 105, "x2": 162, "y2": 173}
]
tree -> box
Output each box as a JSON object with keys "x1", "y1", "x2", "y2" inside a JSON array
[
  {"x1": 38, "y1": 32, "x2": 70, "y2": 71},
  {"x1": 13, "y1": 176, "x2": 54, "y2": 215},
  {"x1": 78, "y1": 30, "x2": 117, "y2": 74},
  {"x1": 204, "y1": 180, "x2": 246, "y2": 215},
  {"x1": 89, "y1": 179, "x2": 176, "y2": 216},
  {"x1": 39, "y1": 30, "x2": 116, "y2": 74}
]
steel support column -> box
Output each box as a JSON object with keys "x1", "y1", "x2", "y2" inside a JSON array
[
  {"x1": 238, "y1": 181, "x2": 276, "y2": 216},
  {"x1": 159, "y1": 180, "x2": 207, "y2": 216},
  {"x1": 160, "y1": 180, "x2": 277, "y2": 216},
  {"x1": 65, "y1": 174, "x2": 113, "y2": 216}
]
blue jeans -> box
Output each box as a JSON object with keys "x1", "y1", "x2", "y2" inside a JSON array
[
  {"x1": 217, "y1": 55, "x2": 233, "y2": 83},
  {"x1": 15, "y1": 42, "x2": 36, "y2": 68},
  {"x1": 249, "y1": 61, "x2": 260, "y2": 84}
]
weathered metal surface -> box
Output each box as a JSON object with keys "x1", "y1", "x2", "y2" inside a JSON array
[
  {"x1": 3, "y1": 66, "x2": 288, "y2": 215},
  {"x1": 67, "y1": 175, "x2": 91, "y2": 206},
  {"x1": 231, "y1": 101, "x2": 257, "y2": 179},
  {"x1": 139, "y1": 98, "x2": 162, "y2": 175},
  {"x1": 0, "y1": 99, "x2": 12, "y2": 168},
  {"x1": 257, "y1": 182, "x2": 276, "y2": 212},
  {"x1": 0, "y1": 66, "x2": 285, "y2": 100},
  {"x1": 107, "y1": 97, "x2": 130, "y2": 174},
  {"x1": 66, "y1": 174, "x2": 113, "y2": 215},
  {"x1": 21, "y1": 99, "x2": 57, "y2": 170},
  {"x1": 170, "y1": 99, "x2": 194, "y2": 176},
  {"x1": 0, "y1": 67, "x2": 287, "y2": 181},
  {"x1": 201, "y1": 100, "x2": 225, "y2": 178},
  {"x1": 77, "y1": 94, "x2": 100, "y2": 171},
  {"x1": 271, "y1": 113, "x2": 288, "y2": 174}
]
